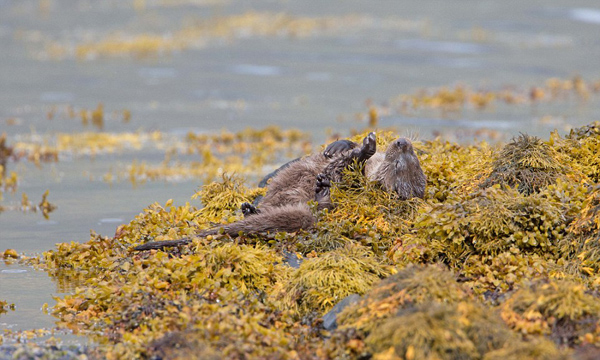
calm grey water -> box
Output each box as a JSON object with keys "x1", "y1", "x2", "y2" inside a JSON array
[{"x1": 1, "y1": 0, "x2": 599, "y2": 339}]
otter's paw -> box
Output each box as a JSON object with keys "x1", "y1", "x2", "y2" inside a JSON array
[
  {"x1": 315, "y1": 173, "x2": 333, "y2": 209},
  {"x1": 241, "y1": 202, "x2": 259, "y2": 217},
  {"x1": 359, "y1": 132, "x2": 377, "y2": 161},
  {"x1": 316, "y1": 173, "x2": 331, "y2": 189},
  {"x1": 323, "y1": 139, "x2": 357, "y2": 158},
  {"x1": 315, "y1": 173, "x2": 331, "y2": 197}
]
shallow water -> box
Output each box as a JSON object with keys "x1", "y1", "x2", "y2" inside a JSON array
[{"x1": 1, "y1": 0, "x2": 599, "y2": 341}]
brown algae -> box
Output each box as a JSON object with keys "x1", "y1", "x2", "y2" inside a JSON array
[{"x1": 30, "y1": 122, "x2": 600, "y2": 358}]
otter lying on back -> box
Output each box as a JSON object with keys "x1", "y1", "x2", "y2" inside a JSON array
[{"x1": 133, "y1": 133, "x2": 426, "y2": 251}]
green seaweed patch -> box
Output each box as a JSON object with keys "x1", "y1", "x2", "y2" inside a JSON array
[
  {"x1": 137, "y1": 290, "x2": 319, "y2": 360},
  {"x1": 364, "y1": 302, "x2": 513, "y2": 360},
  {"x1": 399, "y1": 185, "x2": 571, "y2": 265},
  {"x1": 279, "y1": 244, "x2": 393, "y2": 316},
  {"x1": 558, "y1": 185, "x2": 600, "y2": 277},
  {"x1": 35, "y1": 123, "x2": 600, "y2": 358},
  {"x1": 395, "y1": 174, "x2": 589, "y2": 272},
  {"x1": 418, "y1": 138, "x2": 493, "y2": 202},
  {"x1": 51, "y1": 241, "x2": 296, "y2": 358},
  {"x1": 482, "y1": 338, "x2": 571, "y2": 360}
]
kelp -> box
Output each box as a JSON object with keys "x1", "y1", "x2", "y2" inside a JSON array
[
  {"x1": 397, "y1": 185, "x2": 570, "y2": 266},
  {"x1": 417, "y1": 138, "x2": 492, "y2": 202},
  {"x1": 482, "y1": 338, "x2": 571, "y2": 360},
  {"x1": 299, "y1": 130, "x2": 425, "y2": 255},
  {"x1": 50, "y1": 241, "x2": 297, "y2": 358},
  {"x1": 301, "y1": 166, "x2": 423, "y2": 255},
  {"x1": 192, "y1": 173, "x2": 266, "y2": 223},
  {"x1": 558, "y1": 184, "x2": 600, "y2": 277},
  {"x1": 460, "y1": 250, "x2": 550, "y2": 297},
  {"x1": 364, "y1": 302, "x2": 512, "y2": 360}
]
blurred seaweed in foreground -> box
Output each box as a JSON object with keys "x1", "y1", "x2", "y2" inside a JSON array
[{"x1": 23, "y1": 122, "x2": 600, "y2": 359}]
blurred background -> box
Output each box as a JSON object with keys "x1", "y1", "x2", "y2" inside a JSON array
[{"x1": 1, "y1": 0, "x2": 599, "y2": 334}]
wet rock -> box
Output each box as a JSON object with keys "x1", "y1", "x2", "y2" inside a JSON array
[
  {"x1": 322, "y1": 294, "x2": 361, "y2": 330},
  {"x1": 282, "y1": 249, "x2": 303, "y2": 269}
]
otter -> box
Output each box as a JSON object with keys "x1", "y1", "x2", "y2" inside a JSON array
[{"x1": 133, "y1": 133, "x2": 426, "y2": 251}]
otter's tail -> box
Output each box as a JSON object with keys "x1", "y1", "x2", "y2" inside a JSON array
[{"x1": 133, "y1": 203, "x2": 315, "y2": 251}]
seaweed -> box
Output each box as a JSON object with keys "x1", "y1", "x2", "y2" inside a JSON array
[
  {"x1": 0, "y1": 300, "x2": 15, "y2": 316},
  {"x1": 301, "y1": 163, "x2": 423, "y2": 255},
  {"x1": 364, "y1": 302, "x2": 510, "y2": 360},
  {"x1": 501, "y1": 279, "x2": 600, "y2": 346},
  {"x1": 25, "y1": 123, "x2": 600, "y2": 358},
  {"x1": 279, "y1": 243, "x2": 393, "y2": 316},
  {"x1": 337, "y1": 265, "x2": 472, "y2": 334},
  {"x1": 330, "y1": 264, "x2": 557, "y2": 360},
  {"x1": 482, "y1": 133, "x2": 569, "y2": 195}
]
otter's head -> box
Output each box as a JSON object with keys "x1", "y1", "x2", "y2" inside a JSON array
[
  {"x1": 379, "y1": 137, "x2": 426, "y2": 200},
  {"x1": 385, "y1": 138, "x2": 415, "y2": 162}
]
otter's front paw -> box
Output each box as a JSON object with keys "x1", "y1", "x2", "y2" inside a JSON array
[
  {"x1": 241, "y1": 202, "x2": 259, "y2": 217},
  {"x1": 315, "y1": 173, "x2": 331, "y2": 198}
]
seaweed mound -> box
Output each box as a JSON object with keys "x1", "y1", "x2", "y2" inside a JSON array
[
  {"x1": 483, "y1": 133, "x2": 568, "y2": 194},
  {"x1": 29, "y1": 123, "x2": 600, "y2": 358},
  {"x1": 280, "y1": 244, "x2": 393, "y2": 315},
  {"x1": 501, "y1": 279, "x2": 600, "y2": 345},
  {"x1": 328, "y1": 265, "x2": 566, "y2": 360}
]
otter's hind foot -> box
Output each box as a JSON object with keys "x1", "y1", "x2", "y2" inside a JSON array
[
  {"x1": 315, "y1": 173, "x2": 332, "y2": 210},
  {"x1": 241, "y1": 202, "x2": 260, "y2": 217},
  {"x1": 358, "y1": 132, "x2": 377, "y2": 162},
  {"x1": 324, "y1": 139, "x2": 357, "y2": 158}
]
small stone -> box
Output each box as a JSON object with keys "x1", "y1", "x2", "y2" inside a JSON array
[{"x1": 322, "y1": 294, "x2": 361, "y2": 330}]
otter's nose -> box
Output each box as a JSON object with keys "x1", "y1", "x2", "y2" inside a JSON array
[{"x1": 395, "y1": 138, "x2": 410, "y2": 149}]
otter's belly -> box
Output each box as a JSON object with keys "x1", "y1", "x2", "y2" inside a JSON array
[{"x1": 260, "y1": 154, "x2": 328, "y2": 208}]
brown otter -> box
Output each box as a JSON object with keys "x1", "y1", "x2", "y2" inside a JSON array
[{"x1": 133, "y1": 133, "x2": 426, "y2": 251}]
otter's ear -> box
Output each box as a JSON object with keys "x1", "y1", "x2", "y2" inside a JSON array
[{"x1": 323, "y1": 139, "x2": 358, "y2": 158}]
